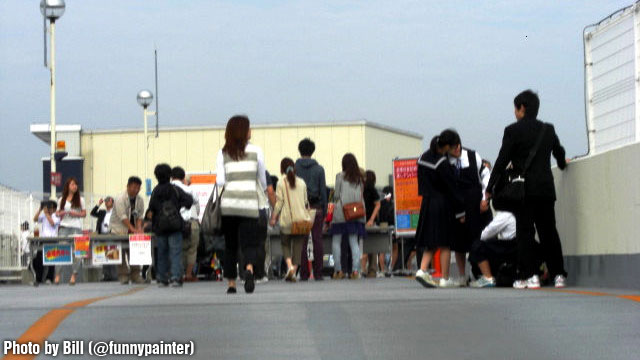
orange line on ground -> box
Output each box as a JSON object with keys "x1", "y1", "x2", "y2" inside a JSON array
[
  {"x1": 2, "y1": 287, "x2": 145, "y2": 360},
  {"x1": 617, "y1": 295, "x2": 640, "y2": 303},
  {"x1": 539, "y1": 288, "x2": 640, "y2": 303}
]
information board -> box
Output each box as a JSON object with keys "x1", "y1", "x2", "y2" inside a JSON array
[{"x1": 392, "y1": 158, "x2": 422, "y2": 236}]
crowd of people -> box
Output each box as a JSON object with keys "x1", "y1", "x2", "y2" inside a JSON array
[{"x1": 26, "y1": 89, "x2": 569, "y2": 293}]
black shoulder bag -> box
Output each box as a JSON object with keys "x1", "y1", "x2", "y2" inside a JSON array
[{"x1": 494, "y1": 124, "x2": 547, "y2": 206}]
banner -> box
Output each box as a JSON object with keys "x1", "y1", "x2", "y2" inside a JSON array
[
  {"x1": 92, "y1": 242, "x2": 122, "y2": 265},
  {"x1": 74, "y1": 235, "x2": 91, "y2": 258},
  {"x1": 189, "y1": 173, "x2": 217, "y2": 222},
  {"x1": 392, "y1": 158, "x2": 422, "y2": 235},
  {"x1": 129, "y1": 234, "x2": 153, "y2": 266},
  {"x1": 43, "y1": 244, "x2": 73, "y2": 265}
]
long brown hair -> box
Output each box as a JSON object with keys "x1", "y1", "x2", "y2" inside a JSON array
[
  {"x1": 280, "y1": 157, "x2": 296, "y2": 188},
  {"x1": 222, "y1": 115, "x2": 250, "y2": 161},
  {"x1": 59, "y1": 177, "x2": 81, "y2": 210},
  {"x1": 342, "y1": 153, "x2": 363, "y2": 185}
]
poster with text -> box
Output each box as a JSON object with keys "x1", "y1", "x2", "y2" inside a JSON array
[
  {"x1": 129, "y1": 234, "x2": 152, "y2": 266},
  {"x1": 189, "y1": 173, "x2": 217, "y2": 222},
  {"x1": 92, "y1": 242, "x2": 122, "y2": 265},
  {"x1": 74, "y1": 235, "x2": 91, "y2": 258},
  {"x1": 43, "y1": 244, "x2": 73, "y2": 265},
  {"x1": 393, "y1": 158, "x2": 422, "y2": 236}
]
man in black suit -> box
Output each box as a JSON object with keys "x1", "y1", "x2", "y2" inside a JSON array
[
  {"x1": 90, "y1": 196, "x2": 114, "y2": 234},
  {"x1": 90, "y1": 196, "x2": 116, "y2": 281},
  {"x1": 486, "y1": 90, "x2": 569, "y2": 289}
]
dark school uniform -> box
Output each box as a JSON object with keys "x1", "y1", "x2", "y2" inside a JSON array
[
  {"x1": 450, "y1": 148, "x2": 485, "y2": 253},
  {"x1": 415, "y1": 149, "x2": 465, "y2": 251}
]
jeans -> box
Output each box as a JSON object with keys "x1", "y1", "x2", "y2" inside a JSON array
[
  {"x1": 332, "y1": 233, "x2": 360, "y2": 273},
  {"x1": 156, "y1": 231, "x2": 183, "y2": 282},
  {"x1": 53, "y1": 227, "x2": 83, "y2": 279}
]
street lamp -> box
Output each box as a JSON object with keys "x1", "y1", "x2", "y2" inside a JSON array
[
  {"x1": 137, "y1": 90, "x2": 155, "y2": 196},
  {"x1": 41, "y1": 0, "x2": 66, "y2": 200}
]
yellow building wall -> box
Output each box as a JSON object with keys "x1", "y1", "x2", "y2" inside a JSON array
[
  {"x1": 81, "y1": 123, "x2": 420, "y2": 198},
  {"x1": 364, "y1": 126, "x2": 423, "y2": 186}
]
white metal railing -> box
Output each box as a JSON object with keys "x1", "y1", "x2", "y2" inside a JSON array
[{"x1": 0, "y1": 184, "x2": 107, "y2": 273}]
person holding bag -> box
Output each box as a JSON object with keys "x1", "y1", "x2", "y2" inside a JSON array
[
  {"x1": 270, "y1": 158, "x2": 313, "y2": 282},
  {"x1": 216, "y1": 115, "x2": 266, "y2": 294},
  {"x1": 330, "y1": 153, "x2": 366, "y2": 280}
]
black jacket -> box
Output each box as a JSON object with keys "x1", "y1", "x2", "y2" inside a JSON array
[
  {"x1": 487, "y1": 117, "x2": 566, "y2": 200},
  {"x1": 147, "y1": 183, "x2": 193, "y2": 234},
  {"x1": 90, "y1": 206, "x2": 107, "y2": 234},
  {"x1": 295, "y1": 158, "x2": 328, "y2": 214}
]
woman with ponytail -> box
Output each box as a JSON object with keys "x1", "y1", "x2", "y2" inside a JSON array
[
  {"x1": 270, "y1": 157, "x2": 311, "y2": 282},
  {"x1": 414, "y1": 129, "x2": 466, "y2": 288}
]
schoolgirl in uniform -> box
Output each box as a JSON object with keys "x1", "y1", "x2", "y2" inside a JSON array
[{"x1": 414, "y1": 129, "x2": 466, "y2": 288}]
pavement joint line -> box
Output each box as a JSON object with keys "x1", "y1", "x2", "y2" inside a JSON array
[{"x1": 2, "y1": 286, "x2": 147, "y2": 360}]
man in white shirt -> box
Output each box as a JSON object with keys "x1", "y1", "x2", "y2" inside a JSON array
[
  {"x1": 171, "y1": 167, "x2": 200, "y2": 282},
  {"x1": 468, "y1": 199, "x2": 517, "y2": 288},
  {"x1": 32, "y1": 200, "x2": 61, "y2": 283}
]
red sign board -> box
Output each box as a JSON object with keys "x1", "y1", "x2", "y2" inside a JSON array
[{"x1": 50, "y1": 172, "x2": 62, "y2": 187}]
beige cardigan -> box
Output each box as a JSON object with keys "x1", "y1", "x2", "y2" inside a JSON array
[{"x1": 273, "y1": 176, "x2": 311, "y2": 234}]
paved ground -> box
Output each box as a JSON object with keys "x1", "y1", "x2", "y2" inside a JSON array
[{"x1": 1, "y1": 278, "x2": 639, "y2": 360}]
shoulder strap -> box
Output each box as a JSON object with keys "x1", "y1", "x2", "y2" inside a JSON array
[
  {"x1": 284, "y1": 180, "x2": 293, "y2": 220},
  {"x1": 523, "y1": 124, "x2": 547, "y2": 175}
]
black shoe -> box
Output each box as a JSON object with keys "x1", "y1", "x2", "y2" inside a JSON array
[
  {"x1": 158, "y1": 281, "x2": 169, "y2": 288},
  {"x1": 170, "y1": 279, "x2": 183, "y2": 288},
  {"x1": 244, "y1": 270, "x2": 255, "y2": 294},
  {"x1": 226, "y1": 287, "x2": 237, "y2": 294}
]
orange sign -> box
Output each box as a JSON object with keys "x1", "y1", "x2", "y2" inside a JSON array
[{"x1": 393, "y1": 158, "x2": 422, "y2": 234}]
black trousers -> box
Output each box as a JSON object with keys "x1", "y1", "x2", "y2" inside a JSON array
[
  {"x1": 222, "y1": 216, "x2": 259, "y2": 279},
  {"x1": 515, "y1": 197, "x2": 567, "y2": 280}
]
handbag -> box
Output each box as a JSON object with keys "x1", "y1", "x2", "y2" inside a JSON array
[
  {"x1": 342, "y1": 183, "x2": 365, "y2": 221},
  {"x1": 284, "y1": 181, "x2": 313, "y2": 235},
  {"x1": 201, "y1": 183, "x2": 224, "y2": 236},
  {"x1": 494, "y1": 124, "x2": 547, "y2": 205}
]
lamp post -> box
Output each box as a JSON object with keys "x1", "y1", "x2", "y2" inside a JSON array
[
  {"x1": 41, "y1": 0, "x2": 66, "y2": 200},
  {"x1": 137, "y1": 90, "x2": 154, "y2": 196}
]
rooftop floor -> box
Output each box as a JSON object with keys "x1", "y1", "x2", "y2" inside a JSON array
[{"x1": 1, "y1": 279, "x2": 639, "y2": 359}]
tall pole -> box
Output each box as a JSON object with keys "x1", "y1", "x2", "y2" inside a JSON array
[
  {"x1": 143, "y1": 106, "x2": 149, "y2": 195},
  {"x1": 49, "y1": 20, "x2": 57, "y2": 200}
]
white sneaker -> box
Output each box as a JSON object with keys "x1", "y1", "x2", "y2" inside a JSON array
[
  {"x1": 554, "y1": 275, "x2": 566, "y2": 288},
  {"x1": 525, "y1": 275, "x2": 541, "y2": 289},
  {"x1": 470, "y1": 276, "x2": 496, "y2": 288},
  {"x1": 416, "y1": 269, "x2": 438, "y2": 288},
  {"x1": 513, "y1": 280, "x2": 527, "y2": 289},
  {"x1": 256, "y1": 276, "x2": 269, "y2": 284},
  {"x1": 456, "y1": 277, "x2": 468, "y2": 287},
  {"x1": 439, "y1": 278, "x2": 458, "y2": 288}
]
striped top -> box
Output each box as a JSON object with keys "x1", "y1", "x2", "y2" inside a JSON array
[{"x1": 216, "y1": 143, "x2": 267, "y2": 218}]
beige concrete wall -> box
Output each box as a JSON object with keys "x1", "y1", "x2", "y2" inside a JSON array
[
  {"x1": 554, "y1": 142, "x2": 640, "y2": 256},
  {"x1": 81, "y1": 123, "x2": 421, "y2": 198},
  {"x1": 364, "y1": 126, "x2": 423, "y2": 186}
]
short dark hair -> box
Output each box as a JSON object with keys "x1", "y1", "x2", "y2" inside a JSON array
[
  {"x1": 171, "y1": 166, "x2": 186, "y2": 181},
  {"x1": 514, "y1": 89, "x2": 540, "y2": 118},
  {"x1": 298, "y1": 138, "x2": 315, "y2": 157},
  {"x1": 154, "y1": 164, "x2": 172, "y2": 184},
  {"x1": 430, "y1": 129, "x2": 460, "y2": 153},
  {"x1": 128, "y1": 176, "x2": 142, "y2": 186},
  {"x1": 365, "y1": 170, "x2": 376, "y2": 188}
]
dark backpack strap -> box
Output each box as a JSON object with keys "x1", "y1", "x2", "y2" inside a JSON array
[{"x1": 523, "y1": 124, "x2": 547, "y2": 176}]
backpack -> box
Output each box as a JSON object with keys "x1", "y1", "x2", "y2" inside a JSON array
[{"x1": 156, "y1": 186, "x2": 183, "y2": 234}]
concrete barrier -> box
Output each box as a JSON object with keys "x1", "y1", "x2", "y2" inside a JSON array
[{"x1": 554, "y1": 142, "x2": 640, "y2": 289}]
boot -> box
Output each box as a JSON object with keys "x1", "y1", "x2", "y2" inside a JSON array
[{"x1": 184, "y1": 264, "x2": 198, "y2": 282}]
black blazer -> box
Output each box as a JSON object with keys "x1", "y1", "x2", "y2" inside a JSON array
[
  {"x1": 487, "y1": 117, "x2": 567, "y2": 200},
  {"x1": 90, "y1": 206, "x2": 107, "y2": 234}
]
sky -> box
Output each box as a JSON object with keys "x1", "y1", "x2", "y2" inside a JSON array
[{"x1": 0, "y1": 0, "x2": 632, "y2": 192}]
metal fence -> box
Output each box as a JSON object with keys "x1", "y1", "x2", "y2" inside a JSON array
[{"x1": 0, "y1": 184, "x2": 106, "y2": 274}]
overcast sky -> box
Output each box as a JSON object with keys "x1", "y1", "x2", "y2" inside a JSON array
[{"x1": 0, "y1": 0, "x2": 631, "y2": 192}]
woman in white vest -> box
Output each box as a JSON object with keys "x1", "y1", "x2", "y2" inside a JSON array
[{"x1": 216, "y1": 115, "x2": 267, "y2": 294}]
